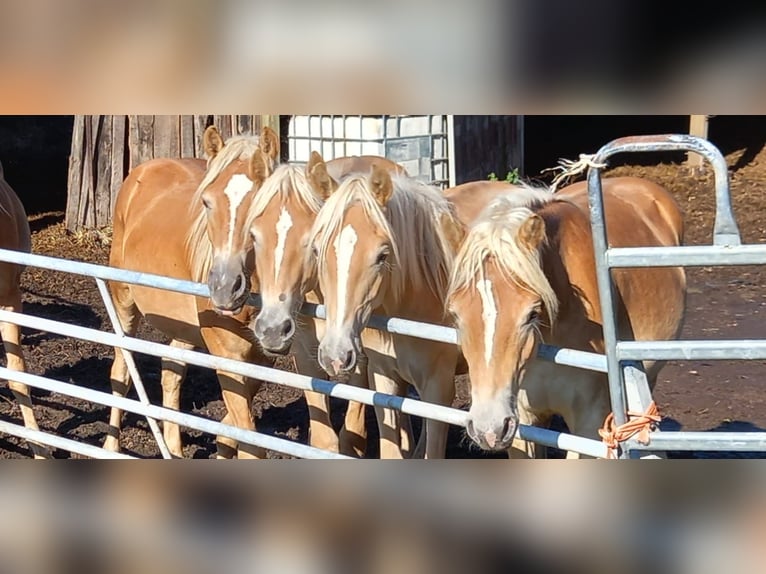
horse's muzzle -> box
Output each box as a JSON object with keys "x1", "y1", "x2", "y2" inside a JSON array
[{"x1": 208, "y1": 261, "x2": 250, "y2": 314}]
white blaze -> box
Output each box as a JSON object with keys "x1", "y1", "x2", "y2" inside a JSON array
[
  {"x1": 477, "y1": 279, "x2": 497, "y2": 365},
  {"x1": 274, "y1": 207, "x2": 293, "y2": 281},
  {"x1": 333, "y1": 224, "x2": 358, "y2": 328},
  {"x1": 223, "y1": 174, "x2": 253, "y2": 253}
]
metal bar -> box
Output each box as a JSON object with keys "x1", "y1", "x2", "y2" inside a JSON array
[
  {"x1": 447, "y1": 115, "x2": 457, "y2": 187},
  {"x1": 590, "y1": 134, "x2": 740, "y2": 246},
  {"x1": 617, "y1": 339, "x2": 766, "y2": 361},
  {"x1": 0, "y1": 309, "x2": 608, "y2": 459},
  {"x1": 95, "y1": 278, "x2": 173, "y2": 459},
  {"x1": 626, "y1": 432, "x2": 766, "y2": 452},
  {"x1": 0, "y1": 248, "x2": 209, "y2": 299},
  {"x1": 0, "y1": 249, "x2": 608, "y2": 375},
  {"x1": 521, "y1": 424, "x2": 609, "y2": 459},
  {"x1": 606, "y1": 244, "x2": 766, "y2": 268},
  {"x1": 0, "y1": 366, "x2": 350, "y2": 460},
  {"x1": 0, "y1": 419, "x2": 137, "y2": 459},
  {"x1": 302, "y1": 301, "x2": 608, "y2": 373},
  {"x1": 586, "y1": 165, "x2": 628, "y2": 429}
]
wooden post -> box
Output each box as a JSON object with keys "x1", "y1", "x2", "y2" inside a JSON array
[{"x1": 687, "y1": 115, "x2": 709, "y2": 168}]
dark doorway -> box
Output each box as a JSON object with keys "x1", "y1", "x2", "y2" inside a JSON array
[{"x1": 0, "y1": 116, "x2": 74, "y2": 216}]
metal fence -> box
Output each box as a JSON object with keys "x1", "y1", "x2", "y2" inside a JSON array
[
  {"x1": 287, "y1": 115, "x2": 453, "y2": 188},
  {"x1": 2, "y1": 133, "x2": 761, "y2": 459},
  {"x1": 0, "y1": 248, "x2": 609, "y2": 459},
  {"x1": 587, "y1": 134, "x2": 766, "y2": 457}
]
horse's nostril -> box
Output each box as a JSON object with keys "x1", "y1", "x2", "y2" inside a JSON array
[
  {"x1": 343, "y1": 349, "x2": 355, "y2": 370},
  {"x1": 232, "y1": 274, "x2": 243, "y2": 294},
  {"x1": 466, "y1": 419, "x2": 476, "y2": 438},
  {"x1": 281, "y1": 319, "x2": 293, "y2": 338},
  {"x1": 501, "y1": 416, "x2": 515, "y2": 443}
]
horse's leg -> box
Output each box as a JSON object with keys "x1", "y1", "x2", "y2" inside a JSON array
[
  {"x1": 564, "y1": 385, "x2": 611, "y2": 460},
  {"x1": 291, "y1": 325, "x2": 343, "y2": 453},
  {"x1": 215, "y1": 380, "x2": 258, "y2": 459},
  {"x1": 0, "y1": 291, "x2": 50, "y2": 459},
  {"x1": 160, "y1": 339, "x2": 194, "y2": 457},
  {"x1": 217, "y1": 371, "x2": 264, "y2": 459},
  {"x1": 293, "y1": 351, "x2": 340, "y2": 454},
  {"x1": 369, "y1": 370, "x2": 404, "y2": 459},
  {"x1": 396, "y1": 385, "x2": 417, "y2": 458},
  {"x1": 339, "y1": 399, "x2": 368, "y2": 458},
  {"x1": 416, "y1": 365, "x2": 456, "y2": 460},
  {"x1": 201, "y1": 325, "x2": 266, "y2": 459},
  {"x1": 104, "y1": 282, "x2": 141, "y2": 453}
]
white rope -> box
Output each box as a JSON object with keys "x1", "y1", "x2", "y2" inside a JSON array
[{"x1": 541, "y1": 154, "x2": 608, "y2": 192}]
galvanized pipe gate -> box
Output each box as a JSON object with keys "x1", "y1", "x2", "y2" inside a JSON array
[
  {"x1": 588, "y1": 134, "x2": 766, "y2": 457},
  {"x1": 0, "y1": 134, "x2": 762, "y2": 459}
]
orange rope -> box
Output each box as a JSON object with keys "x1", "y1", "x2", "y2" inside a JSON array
[{"x1": 599, "y1": 401, "x2": 661, "y2": 459}]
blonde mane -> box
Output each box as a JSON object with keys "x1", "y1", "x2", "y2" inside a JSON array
[
  {"x1": 448, "y1": 184, "x2": 561, "y2": 323},
  {"x1": 245, "y1": 164, "x2": 324, "y2": 226},
  {"x1": 185, "y1": 135, "x2": 262, "y2": 282},
  {"x1": 309, "y1": 173, "x2": 457, "y2": 303}
]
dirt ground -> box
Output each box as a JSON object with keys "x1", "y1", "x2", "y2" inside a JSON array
[{"x1": 1, "y1": 144, "x2": 766, "y2": 459}]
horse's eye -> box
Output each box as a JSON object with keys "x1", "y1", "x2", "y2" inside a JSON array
[
  {"x1": 311, "y1": 245, "x2": 319, "y2": 258},
  {"x1": 527, "y1": 308, "x2": 541, "y2": 324},
  {"x1": 375, "y1": 249, "x2": 389, "y2": 266}
]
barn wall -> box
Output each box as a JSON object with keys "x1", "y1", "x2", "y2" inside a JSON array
[
  {"x1": 65, "y1": 115, "x2": 278, "y2": 231},
  {"x1": 451, "y1": 115, "x2": 524, "y2": 184}
]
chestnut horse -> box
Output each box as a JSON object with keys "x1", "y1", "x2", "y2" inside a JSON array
[
  {"x1": 106, "y1": 127, "x2": 279, "y2": 458},
  {"x1": 244, "y1": 152, "x2": 412, "y2": 456},
  {"x1": 0, "y1": 162, "x2": 49, "y2": 458},
  {"x1": 307, "y1": 164, "x2": 489, "y2": 459},
  {"x1": 446, "y1": 177, "x2": 686, "y2": 457}
]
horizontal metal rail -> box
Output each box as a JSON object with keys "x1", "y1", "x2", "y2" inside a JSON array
[
  {"x1": 0, "y1": 418, "x2": 136, "y2": 459},
  {"x1": 626, "y1": 432, "x2": 766, "y2": 452},
  {"x1": 0, "y1": 308, "x2": 609, "y2": 459},
  {"x1": 0, "y1": 248, "x2": 608, "y2": 374},
  {"x1": 607, "y1": 244, "x2": 766, "y2": 268},
  {"x1": 617, "y1": 340, "x2": 766, "y2": 361},
  {"x1": 0, "y1": 365, "x2": 350, "y2": 460}
]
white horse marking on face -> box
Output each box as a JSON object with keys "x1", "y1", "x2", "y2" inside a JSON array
[
  {"x1": 274, "y1": 207, "x2": 293, "y2": 281},
  {"x1": 477, "y1": 279, "x2": 497, "y2": 366},
  {"x1": 223, "y1": 173, "x2": 253, "y2": 253},
  {"x1": 333, "y1": 224, "x2": 358, "y2": 328}
]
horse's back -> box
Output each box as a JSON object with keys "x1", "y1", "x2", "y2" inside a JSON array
[
  {"x1": 554, "y1": 177, "x2": 686, "y2": 363},
  {"x1": 559, "y1": 176, "x2": 684, "y2": 248},
  {"x1": 0, "y1": 169, "x2": 30, "y2": 254},
  {"x1": 110, "y1": 157, "x2": 209, "y2": 341},
  {"x1": 444, "y1": 180, "x2": 518, "y2": 225},
  {"x1": 325, "y1": 156, "x2": 407, "y2": 181},
  {"x1": 0, "y1": 166, "x2": 30, "y2": 296}
]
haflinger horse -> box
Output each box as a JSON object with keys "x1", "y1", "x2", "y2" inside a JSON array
[
  {"x1": 244, "y1": 152, "x2": 412, "y2": 457},
  {"x1": 307, "y1": 163, "x2": 477, "y2": 459},
  {"x1": 0, "y1": 162, "x2": 50, "y2": 458},
  {"x1": 106, "y1": 126, "x2": 280, "y2": 458},
  {"x1": 445, "y1": 177, "x2": 687, "y2": 458}
]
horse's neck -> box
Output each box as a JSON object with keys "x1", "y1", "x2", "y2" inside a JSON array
[
  {"x1": 540, "y1": 202, "x2": 604, "y2": 352},
  {"x1": 381, "y1": 274, "x2": 447, "y2": 325}
]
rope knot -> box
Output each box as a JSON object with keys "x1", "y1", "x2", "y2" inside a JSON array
[
  {"x1": 599, "y1": 401, "x2": 661, "y2": 459},
  {"x1": 541, "y1": 153, "x2": 608, "y2": 192}
]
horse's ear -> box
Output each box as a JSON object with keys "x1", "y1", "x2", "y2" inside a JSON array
[
  {"x1": 369, "y1": 163, "x2": 393, "y2": 206},
  {"x1": 519, "y1": 214, "x2": 545, "y2": 250},
  {"x1": 439, "y1": 211, "x2": 466, "y2": 253},
  {"x1": 260, "y1": 126, "x2": 280, "y2": 164},
  {"x1": 248, "y1": 148, "x2": 272, "y2": 188},
  {"x1": 307, "y1": 152, "x2": 338, "y2": 200},
  {"x1": 203, "y1": 126, "x2": 224, "y2": 159}
]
